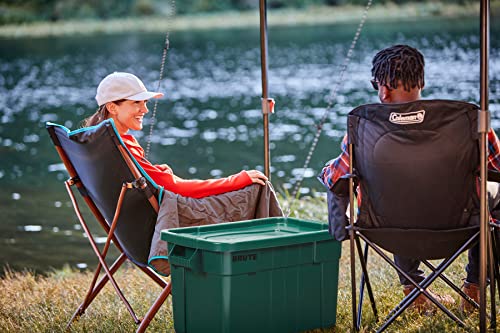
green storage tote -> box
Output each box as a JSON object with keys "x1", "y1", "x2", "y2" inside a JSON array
[{"x1": 161, "y1": 217, "x2": 342, "y2": 333}]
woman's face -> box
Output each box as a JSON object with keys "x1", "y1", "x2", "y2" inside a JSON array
[{"x1": 107, "y1": 100, "x2": 149, "y2": 135}]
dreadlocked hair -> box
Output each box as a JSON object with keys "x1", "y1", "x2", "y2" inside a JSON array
[{"x1": 371, "y1": 44, "x2": 425, "y2": 92}]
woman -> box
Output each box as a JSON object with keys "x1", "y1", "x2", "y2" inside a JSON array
[
  {"x1": 85, "y1": 72, "x2": 268, "y2": 196},
  {"x1": 84, "y1": 72, "x2": 283, "y2": 275}
]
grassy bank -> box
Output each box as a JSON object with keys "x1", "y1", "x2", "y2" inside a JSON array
[
  {"x1": 0, "y1": 2, "x2": 491, "y2": 38},
  {"x1": 0, "y1": 195, "x2": 496, "y2": 332}
]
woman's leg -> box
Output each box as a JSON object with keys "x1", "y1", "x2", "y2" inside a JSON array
[
  {"x1": 176, "y1": 182, "x2": 283, "y2": 227},
  {"x1": 149, "y1": 182, "x2": 282, "y2": 275}
]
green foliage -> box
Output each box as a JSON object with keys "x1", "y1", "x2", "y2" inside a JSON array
[
  {"x1": 0, "y1": 4, "x2": 38, "y2": 24},
  {"x1": 134, "y1": 0, "x2": 156, "y2": 16},
  {"x1": 50, "y1": 0, "x2": 136, "y2": 20},
  {"x1": 175, "y1": 0, "x2": 258, "y2": 14},
  {"x1": 0, "y1": 0, "x2": 480, "y2": 25}
]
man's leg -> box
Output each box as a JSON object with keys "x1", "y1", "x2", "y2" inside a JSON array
[
  {"x1": 466, "y1": 182, "x2": 500, "y2": 284},
  {"x1": 462, "y1": 181, "x2": 500, "y2": 311},
  {"x1": 465, "y1": 244, "x2": 480, "y2": 285},
  {"x1": 395, "y1": 255, "x2": 455, "y2": 309},
  {"x1": 394, "y1": 255, "x2": 425, "y2": 286}
]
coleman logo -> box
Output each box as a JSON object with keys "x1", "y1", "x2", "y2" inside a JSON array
[{"x1": 389, "y1": 110, "x2": 425, "y2": 124}]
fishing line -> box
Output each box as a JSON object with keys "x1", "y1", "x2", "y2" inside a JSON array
[
  {"x1": 285, "y1": 0, "x2": 373, "y2": 216},
  {"x1": 145, "y1": 0, "x2": 176, "y2": 159}
]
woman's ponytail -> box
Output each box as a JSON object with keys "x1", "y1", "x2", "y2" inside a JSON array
[{"x1": 81, "y1": 104, "x2": 109, "y2": 127}]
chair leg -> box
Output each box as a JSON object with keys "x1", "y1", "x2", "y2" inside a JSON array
[
  {"x1": 355, "y1": 239, "x2": 378, "y2": 331},
  {"x1": 67, "y1": 253, "x2": 128, "y2": 329},
  {"x1": 136, "y1": 283, "x2": 172, "y2": 333},
  {"x1": 350, "y1": 229, "x2": 358, "y2": 331},
  {"x1": 488, "y1": 230, "x2": 496, "y2": 330}
]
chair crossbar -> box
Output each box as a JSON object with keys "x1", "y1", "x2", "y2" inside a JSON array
[
  {"x1": 68, "y1": 253, "x2": 128, "y2": 327},
  {"x1": 357, "y1": 242, "x2": 371, "y2": 331},
  {"x1": 422, "y1": 259, "x2": 480, "y2": 311},
  {"x1": 355, "y1": 237, "x2": 377, "y2": 331},
  {"x1": 356, "y1": 231, "x2": 478, "y2": 332}
]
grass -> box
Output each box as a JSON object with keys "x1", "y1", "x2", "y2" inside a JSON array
[
  {"x1": 0, "y1": 194, "x2": 497, "y2": 332},
  {"x1": 0, "y1": 1, "x2": 492, "y2": 38}
]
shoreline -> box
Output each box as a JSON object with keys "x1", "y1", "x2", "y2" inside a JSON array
[{"x1": 0, "y1": 2, "x2": 484, "y2": 39}]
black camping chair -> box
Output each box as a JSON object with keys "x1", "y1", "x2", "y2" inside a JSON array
[
  {"x1": 342, "y1": 100, "x2": 499, "y2": 332},
  {"x1": 46, "y1": 119, "x2": 171, "y2": 333}
]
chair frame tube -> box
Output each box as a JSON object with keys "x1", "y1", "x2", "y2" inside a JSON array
[
  {"x1": 479, "y1": 0, "x2": 491, "y2": 331},
  {"x1": 356, "y1": 241, "x2": 378, "y2": 331},
  {"x1": 348, "y1": 143, "x2": 358, "y2": 330},
  {"x1": 355, "y1": 238, "x2": 377, "y2": 331}
]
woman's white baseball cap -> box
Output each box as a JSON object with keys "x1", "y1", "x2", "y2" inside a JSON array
[{"x1": 95, "y1": 72, "x2": 164, "y2": 106}]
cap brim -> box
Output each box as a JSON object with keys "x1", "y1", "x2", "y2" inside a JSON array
[{"x1": 126, "y1": 91, "x2": 164, "y2": 101}]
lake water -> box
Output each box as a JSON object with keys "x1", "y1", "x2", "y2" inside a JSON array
[{"x1": 1, "y1": 16, "x2": 499, "y2": 273}]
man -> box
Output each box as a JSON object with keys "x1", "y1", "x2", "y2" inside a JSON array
[{"x1": 318, "y1": 44, "x2": 500, "y2": 312}]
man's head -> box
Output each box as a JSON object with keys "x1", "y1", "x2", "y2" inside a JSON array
[{"x1": 371, "y1": 44, "x2": 425, "y2": 103}]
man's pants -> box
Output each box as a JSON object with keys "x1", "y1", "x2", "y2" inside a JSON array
[{"x1": 395, "y1": 182, "x2": 500, "y2": 286}]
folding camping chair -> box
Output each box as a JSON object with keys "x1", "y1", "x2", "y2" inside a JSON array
[
  {"x1": 341, "y1": 100, "x2": 499, "y2": 332},
  {"x1": 46, "y1": 119, "x2": 171, "y2": 333}
]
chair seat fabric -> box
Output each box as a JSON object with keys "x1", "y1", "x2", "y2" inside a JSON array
[{"x1": 356, "y1": 226, "x2": 479, "y2": 260}]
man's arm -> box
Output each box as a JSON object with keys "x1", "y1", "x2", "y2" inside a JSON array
[
  {"x1": 320, "y1": 134, "x2": 350, "y2": 190},
  {"x1": 488, "y1": 129, "x2": 500, "y2": 173},
  {"x1": 319, "y1": 134, "x2": 351, "y2": 241}
]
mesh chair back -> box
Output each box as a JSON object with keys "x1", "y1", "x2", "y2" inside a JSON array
[
  {"x1": 348, "y1": 100, "x2": 481, "y2": 259},
  {"x1": 47, "y1": 120, "x2": 159, "y2": 266},
  {"x1": 349, "y1": 100, "x2": 480, "y2": 231}
]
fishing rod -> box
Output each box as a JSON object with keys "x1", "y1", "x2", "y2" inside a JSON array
[
  {"x1": 259, "y1": 0, "x2": 274, "y2": 179},
  {"x1": 478, "y1": 0, "x2": 490, "y2": 331}
]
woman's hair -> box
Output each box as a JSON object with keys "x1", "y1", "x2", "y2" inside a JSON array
[
  {"x1": 371, "y1": 44, "x2": 425, "y2": 92},
  {"x1": 81, "y1": 99, "x2": 125, "y2": 127}
]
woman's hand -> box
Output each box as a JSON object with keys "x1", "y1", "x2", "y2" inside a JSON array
[{"x1": 246, "y1": 170, "x2": 268, "y2": 186}]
